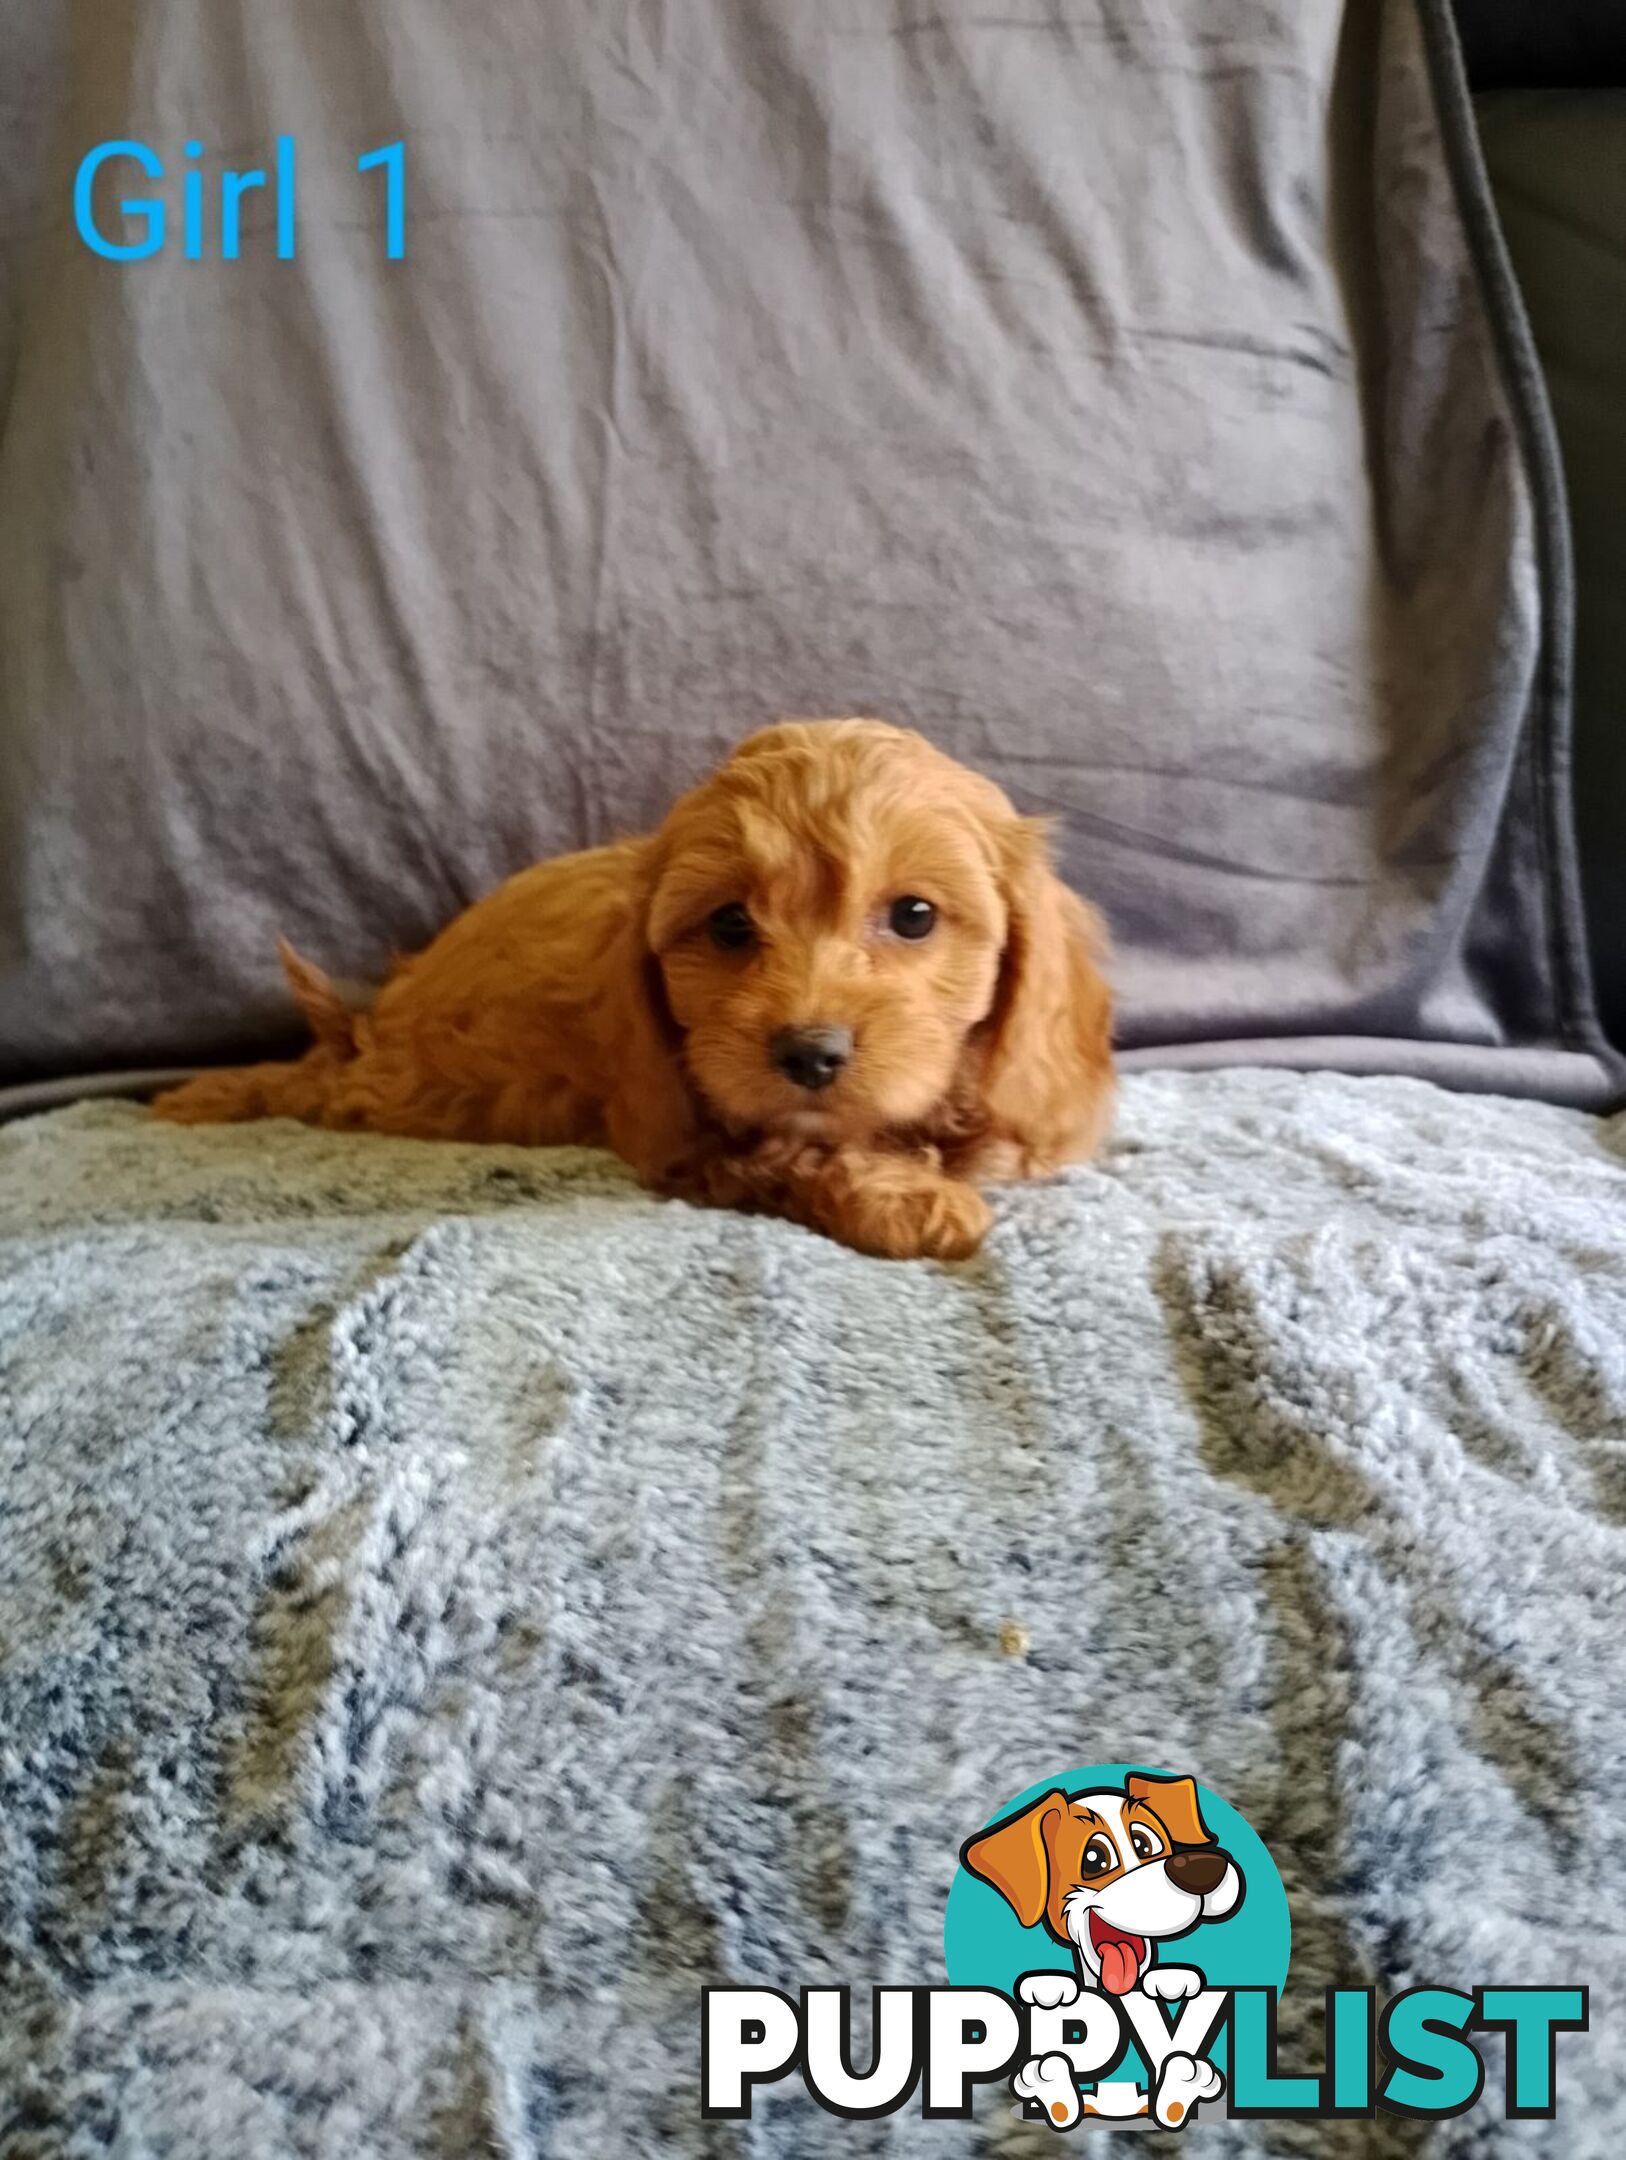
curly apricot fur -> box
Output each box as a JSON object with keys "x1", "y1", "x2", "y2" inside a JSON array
[{"x1": 154, "y1": 720, "x2": 1113, "y2": 1260}]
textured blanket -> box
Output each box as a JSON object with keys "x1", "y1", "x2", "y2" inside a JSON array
[{"x1": 2, "y1": 1071, "x2": 1624, "y2": 2157}]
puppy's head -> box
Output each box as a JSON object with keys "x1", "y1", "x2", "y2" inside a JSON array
[
  {"x1": 961, "y1": 1775, "x2": 1244, "y2": 1996},
  {"x1": 640, "y1": 718, "x2": 1108, "y2": 1148}
]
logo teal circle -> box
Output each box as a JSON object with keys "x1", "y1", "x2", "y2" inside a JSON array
[{"x1": 944, "y1": 1764, "x2": 1290, "y2": 2086}]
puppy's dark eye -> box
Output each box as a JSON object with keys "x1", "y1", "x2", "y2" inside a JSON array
[
  {"x1": 889, "y1": 896, "x2": 936, "y2": 940},
  {"x1": 707, "y1": 902, "x2": 755, "y2": 951},
  {"x1": 1081, "y1": 1836, "x2": 1117, "y2": 1877}
]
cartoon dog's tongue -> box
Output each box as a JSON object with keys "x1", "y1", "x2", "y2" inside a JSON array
[{"x1": 1088, "y1": 1912, "x2": 1149, "y2": 1996}]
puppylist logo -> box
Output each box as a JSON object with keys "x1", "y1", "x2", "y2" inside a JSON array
[{"x1": 702, "y1": 1764, "x2": 1588, "y2": 2131}]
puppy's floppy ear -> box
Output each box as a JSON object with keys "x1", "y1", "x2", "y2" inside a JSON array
[
  {"x1": 1126, "y1": 1773, "x2": 1215, "y2": 1849},
  {"x1": 600, "y1": 849, "x2": 707, "y2": 1186},
  {"x1": 978, "y1": 819, "x2": 1113, "y2": 1157},
  {"x1": 960, "y1": 1789, "x2": 1066, "y2": 1929}
]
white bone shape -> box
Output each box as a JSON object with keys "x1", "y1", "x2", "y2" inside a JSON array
[{"x1": 1083, "y1": 2082, "x2": 1151, "y2": 2120}]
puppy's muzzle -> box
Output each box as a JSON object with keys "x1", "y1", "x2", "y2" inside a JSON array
[
  {"x1": 771, "y1": 1024, "x2": 853, "y2": 1092},
  {"x1": 1164, "y1": 1848, "x2": 1229, "y2": 1897}
]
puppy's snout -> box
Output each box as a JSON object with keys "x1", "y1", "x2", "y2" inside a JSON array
[
  {"x1": 1164, "y1": 1848, "x2": 1229, "y2": 1897},
  {"x1": 771, "y1": 1024, "x2": 853, "y2": 1092}
]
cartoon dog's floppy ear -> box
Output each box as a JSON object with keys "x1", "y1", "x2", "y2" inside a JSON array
[
  {"x1": 1126, "y1": 1772, "x2": 1216, "y2": 1849},
  {"x1": 960, "y1": 1790, "x2": 1067, "y2": 1930}
]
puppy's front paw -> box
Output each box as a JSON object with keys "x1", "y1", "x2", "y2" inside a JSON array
[
  {"x1": 899, "y1": 1178, "x2": 991, "y2": 1261},
  {"x1": 830, "y1": 1164, "x2": 992, "y2": 1261},
  {"x1": 854, "y1": 1182, "x2": 991, "y2": 1261},
  {"x1": 151, "y1": 1069, "x2": 268, "y2": 1124}
]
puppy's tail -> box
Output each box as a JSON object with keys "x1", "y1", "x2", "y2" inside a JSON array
[
  {"x1": 151, "y1": 938, "x2": 360, "y2": 1127},
  {"x1": 277, "y1": 936, "x2": 359, "y2": 1059}
]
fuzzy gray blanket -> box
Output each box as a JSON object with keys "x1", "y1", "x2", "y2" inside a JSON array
[{"x1": 3, "y1": 1072, "x2": 1624, "y2": 2157}]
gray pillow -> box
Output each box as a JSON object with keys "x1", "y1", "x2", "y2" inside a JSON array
[{"x1": 0, "y1": 0, "x2": 1619, "y2": 1110}]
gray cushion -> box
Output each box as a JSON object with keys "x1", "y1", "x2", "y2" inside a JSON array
[
  {"x1": 0, "y1": 1, "x2": 1618, "y2": 1106},
  {"x1": 1478, "y1": 89, "x2": 1626, "y2": 1048}
]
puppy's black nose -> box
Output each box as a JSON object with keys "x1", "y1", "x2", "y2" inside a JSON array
[
  {"x1": 1165, "y1": 1848, "x2": 1229, "y2": 1897},
  {"x1": 771, "y1": 1025, "x2": 853, "y2": 1092}
]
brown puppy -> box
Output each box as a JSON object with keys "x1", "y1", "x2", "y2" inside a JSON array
[{"x1": 154, "y1": 719, "x2": 1113, "y2": 1259}]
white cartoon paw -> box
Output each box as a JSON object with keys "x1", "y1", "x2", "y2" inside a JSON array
[
  {"x1": 1018, "y1": 1971, "x2": 1081, "y2": 2011},
  {"x1": 1013, "y1": 2052, "x2": 1081, "y2": 2130},
  {"x1": 1153, "y1": 2053, "x2": 1224, "y2": 2129},
  {"x1": 1141, "y1": 1965, "x2": 1204, "y2": 2003}
]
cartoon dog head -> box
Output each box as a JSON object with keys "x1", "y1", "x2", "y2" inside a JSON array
[{"x1": 960, "y1": 1774, "x2": 1244, "y2": 1996}]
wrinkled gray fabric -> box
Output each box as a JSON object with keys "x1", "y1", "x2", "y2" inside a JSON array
[
  {"x1": 2, "y1": 1071, "x2": 1624, "y2": 2155},
  {"x1": 0, "y1": 1, "x2": 1616, "y2": 1104}
]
